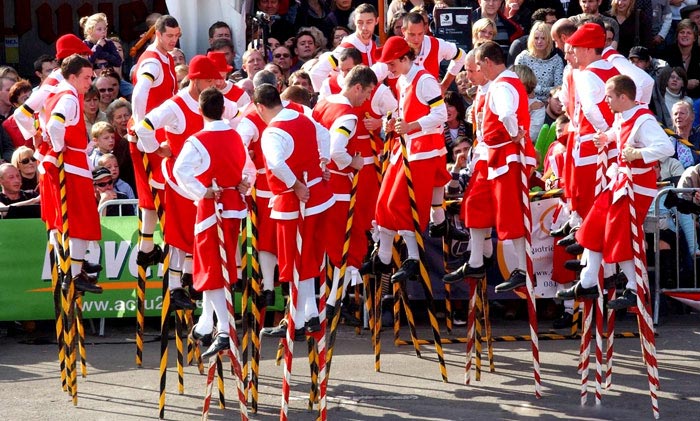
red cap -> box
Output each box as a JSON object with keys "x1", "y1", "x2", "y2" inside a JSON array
[
  {"x1": 188, "y1": 56, "x2": 224, "y2": 80},
  {"x1": 566, "y1": 23, "x2": 606, "y2": 49},
  {"x1": 378, "y1": 36, "x2": 411, "y2": 63},
  {"x1": 56, "y1": 34, "x2": 93, "y2": 60},
  {"x1": 207, "y1": 51, "x2": 233, "y2": 73}
]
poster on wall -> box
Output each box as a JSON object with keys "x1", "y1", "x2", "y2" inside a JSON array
[{"x1": 433, "y1": 7, "x2": 473, "y2": 52}]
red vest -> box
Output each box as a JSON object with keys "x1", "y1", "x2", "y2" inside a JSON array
[
  {"x1": 399, "y1": 69, "x2": 444, "y2": 155},
  {"x1": 565, "y1": 69, "x2": 576, "y2": 124},
  {"x1": 577, "y1": 65, "x2": 618, "y2": 136},
  {"x1": 192, "y1": 127, "x2": 247, "y2": 220},
  {"x1": 45, "y1": 89, "x2": 89, "y2": 174},
  {"x1": 132, "y1": 46, "x2": 177, "y2": 113},
  {"x1": 340, "y1": 35, "x2": 377, "y2": 66},
  {"x1": 617, "y1": 108, "x2": 656, "y2": 172},
  {"x1": 482, "y1": 75, "x2": 530, "y2": 147},
  {"x1": 167, "y1": 95, "x2": 204, "y2": 157},
  {"x1": 418, "y1": 36, "x2": 441, "y2": 79},
  {"x1": 328, "y1": 74, "x2": 342, "y2": 95},
  {"x1": 265, "y1": 113, "x2": 324, "y2": 196},
  {"x1": 312, "y1": 97, "x2": 355, "y2": 173},
  {"x1": 223, "y1": 82, "x2": 248, "y2": 106}
]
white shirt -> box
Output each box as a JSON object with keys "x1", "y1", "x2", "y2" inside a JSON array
[{"x1": 45, "y1": 81, "x2": 80, "y2": 153}]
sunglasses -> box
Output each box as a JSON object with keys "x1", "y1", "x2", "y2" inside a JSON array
[
  {"x1": 94, "y1": 62, "x2": 112, "y2": 69},
  {"x1": 274, "y1": 53, "x2": 290, "y2": 59},
  {"x1": 94, "y1": 179, "x2": 114, "y2": 188},
  {"x1": 98, "y1": 87, "x2": 115, "y2": 93},
  {"x1": 20, "y1": 157, "x2": 37, "y2": 165}
]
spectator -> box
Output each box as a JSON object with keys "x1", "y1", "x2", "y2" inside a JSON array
[
  {"x1": 443, "y1": 91, "x2": 471, "y2": 162},
  {"x1": 98, "y1": 153, "x2": 135, "y2": 201},
  {"x1": 388, "y1": 11, "x2": 408, "y2": 36},
  {"x1": 569, "y1": 0, "x2": 620, "y2": 47},
  {"x1": 280, "y1": 84, "x2": 313, "y2": 108},
  {"x1": 175, "y1": 64, "x2": 188, "y2": 86},
  {"x1": 514, "y1": 21, "x2": 564, "y2": 102},
  {"x1": 2, "y1": 80, "x2": 33, "y2": 148},
  {"x1": 238, "y1": 48, "x2": 266, "y2": 83},
  {"x1": 32, "y1": 54, "x2": 57, "y2": 87},
  {"x1": 330, "y1": 25, "x2": 351, "y2": 49},
  {"x1": 672, "y1": 100, "x2": 700, "y2": 165},
  {"x1": 210, "y1": 38, "x2": 236, "y2": 69},
  {"x1": 80, "y1": 12, "x2": 122, "y2": 68},
  {"x1": 651, "y1": 66, "x2": 692, "y2": 128},
  {"x1": 88, "y1": 121, "x2": 116, "y2": 168},
  {"x1": 0, "y1": 162, "x2": 40, "y2": 219},
  {"x1": 84, "y1": 85, "x2": 107, "y2": 141},
  {"x1": 388, "y1": 0, "x2": 436, "y2": 26},
  {"x1": 651, "y1": 0, "x2": 672, "y2": 55},
  {"x1": 295, "y1": 0, "x2": 333, "y2": 41},
  {"x1": 445, "y1": 136, "x2": 473, "y2": 197},
  {"x1": 0, "y1": 125, "x2": 13, "y2": 163},
  {"x1": 455, "y1": 70, "x2": 474, "y2": 108},
  {"x1": 105, "y1": 98, "x2": 135, "y2": 192},
  {"x1": 106, "y1": 36, "x2": 133, "y2": 100},
  {"x1": 504, "y1": 0, "x2": 533, "y2": 34},
  {"x1": 92, "y1": 166, "x2": 135, "y2": 217},
  {"x1": 208, "y1": 21, "x2": 232, "y2": 47},
  {"x1": 264, "y1": 62, "x2": 287, "y2": 91},
  {"x1": 665, "y1": 19, "x2": 700, "y2": 98},
  {"x1": 327, "y1": 0, "x2": 355, "y2": 31},
  {"x1": 94, "y1": 69, "x2": 120, "y2": 112},
  {"x1": 257, "y1": 0, "x2": 295, "y2": 42},
  {"x1": 170, "y1": 48, "x2": 186, "y2": 66},
  {"x1": 471, "y1": 0, "x2": 523, "y2": 56},
  {"x1": 0, "y1": 66, "x2": 19, "y2": 83},
  {"x1": 511, "y1": 64, "x2": 546, "y2": 141},
  {"x1": 629, "y1": 45, "x2": 668, "y2": 79},
  {"x1": 10, "y1": 146, "x2": 38, "y2": 191},
  {"x1": 543, "y1": 86, "x2": 565, "y2": 126},
  {"x1": 290, "y1": 30, "x2": 321, "y2": 72},
  {"x1": 0, "y1": 76, "x2": 14, "y2": 122},
  {"x1": 272, "y1": 45, "x2": 293, "y2": 79},
  {"x1": 666, "y1": 67, "x2": 694, "y2": 119},
  {"x1": 608, "y1": 0, "x2": 651, "y2": 57},
  {"x1": 288, "y1": 69, "x2": 314, "y2": 95},
  {"x1": 471, "y1": 17, "x2": 497, "y2": 47}
]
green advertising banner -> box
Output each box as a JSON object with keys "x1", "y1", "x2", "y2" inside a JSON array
[{"x1": 0, "y1": 216, "x2": 281, "y2": 321}]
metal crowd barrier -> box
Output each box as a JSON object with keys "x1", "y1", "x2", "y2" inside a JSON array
[{"x1": 648, "y1": 188, "x2": 700, "y2": 325}]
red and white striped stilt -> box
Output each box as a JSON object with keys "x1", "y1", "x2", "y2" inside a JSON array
[
  {"x1": 580, "y1": 299, "x2": 593, "y2": 405},
  {"x1": 595, "y1": 275, "x2": 605, "y2": 405},
  {"x1": 464, "y1": 278, "x2": 478, "y2": 385},
  {"x1": 518, "y1": 137, "x2": 541, "y2": 398},
  {"x1": 605, "y1": 287, "x2": 616, "y2": 389}
]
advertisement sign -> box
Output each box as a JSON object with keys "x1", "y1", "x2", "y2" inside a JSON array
[{"x1": 433, "y1": 7, "x2": 473, "y2": 52}]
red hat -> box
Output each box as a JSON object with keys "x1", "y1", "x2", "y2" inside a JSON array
[
  {"x1": 377, "y1": 36, "x2": 411, "y2": 63},
  {"x1": 207, "y1": 51, "x2": 233, "y2": 73},
  {"x1": 188, "y1": 56, "x2": 224, "y2": 80},
  {"x1": 56, "y1": 34, "x2": 93, "y2": 60},
  {"x1": 566, "y1": 23, "x2": 606, "y2": 49}
]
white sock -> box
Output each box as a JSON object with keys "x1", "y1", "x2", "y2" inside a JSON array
[
  {"x1": 400, "y1": 231, "x2": 420, "y2": 261},
  {"x1": 184, "y1": 254, "x2": 193, "y2": 275},
  {"x1": 168, "y1": 247, "x2": 186, "y2": 290},
  {"x1": 196, "y1": 295, "x2": 214, "y2": 335},
  {"x1": 378, "y1": 227, "x2": 396, "y2": 265},
  {"x1": 619, "y1": 260, "x2": 637, "y2": 290},
  {"x1": 483, "y1": 234, "x2": 493, "y2": 258},
  {"x1": 579, "y1": 249, "x2": 603, "y2": 288},
  {"x1": 603, "y1": 263, "x2": 616, "y2": 278},
  {"x1": 69, "y1": 238, "x2": 88, "y2": 275},
  {"x1": 430, "y1": 187, "x2": 445, "y2": 224},
  {"x1": 207, "y1": 287, "x2": 230, "y2": 335},
  {"x1": 293, "y1": 279, "x2": 316, "y2": 327},
  {"x1": 302, "y1": 278, "x2": 318, "y2": 321},
  {"x1": 327, "y1": 267, "x2": 341, "y2": 307},
  {"x1": 260, "y1": 251, "x2": 277, "y2": 291},
  {"x1": 557, "y1": 282, "x2": 575, "y2": 313},
  {"x1": 512, "y1": 237, "x2": 527, "y2": 272},
  {"x1": 139, "y1": 209, "x2": 158, "y2": 252},
  {"x1": 468, "y1": 228, "x2": 489, "y2": 267}
]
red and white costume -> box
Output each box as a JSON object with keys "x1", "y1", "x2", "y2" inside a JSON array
[
  {"x1": 260, "y1": 108, "x2": 335, "y2": 283},
  {"x1": 480, "y1": 69, "x2": 535, "y2": 240},
  {"x1": 602, "y1": 47, "x2": 654, "y2": 105},
  {"x1": 174, "y1": 120, "x2": 256, "y2": 291},
  {"x1": 221, "y1": 80, "x2": 251, "y2": 109},
  {"x1": 571, "y1": 59, "x2": 619, "y2": 219},
  {"x1": 45, "y1": 81, "x2": 101, "y2": 241},
  {"x1": 130, "y1": 44, "x2": 177, "y2": 210},
  {"x1": 135, "y1": 90, "x2": 239, "y2": 252},
  {"x1": 375, "y1": 64, "x2": 450, "y2": 232},
  {"x1": 309, "y1": 33, "x2": 378, "y2": 92},
  {"x1": 577, "y1": 107, "x2": 673, "y2": 262}
]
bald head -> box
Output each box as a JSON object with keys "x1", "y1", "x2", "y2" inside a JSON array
[{"x1": 551, "y1": 18, "x2": 577, "y2": 50}]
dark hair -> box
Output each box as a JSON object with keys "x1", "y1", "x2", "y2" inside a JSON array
[
  {"x1": 345, "y1": 65, "x2": 378, "y2": 89},
  {"x1": 531, "y1": 8, "x2": 557, "y2": 25},
  {"x1": 555, "y1": 114, "x2": 570, "y2": 127},
  {"x1": 208, "y1": 21, "x2": 231, "y2": 39},
  {"x1": 607, "y1": 74, "x2": 637, "y2": 100},
  {"x1": 253, "y1": 69, "x2": 277, "y2": 87},
  {"x1": 355, "y1": 3, "x2": 378, "y2": 17},
  {"x1": 253, "y1": 83, "x2": 282, "y2": 108},
  {"x1": 388, "y1": 11, "x2": 407, "y2": 35},
  {"x1": 403, "y1": 11, "x2": 425, "y2": 27},
  {"x1": 9, "y1": 80, "x2": 32, "y2": 106},
  {"x1": 281, "y1": 85, "x2": 312, "y2": 107},
  {"x1": 33, "y1": 54, "x2": 55, "y2": 74},
  {"x1": 444, "y1": 91, "x2": 467, "y2": 122},
  {"x1": 210, "y1": 37, "x2": 234, "y2": 53},
  {"x1": 475, "y1": 41, "x2": 504, "y2": 65},
  {"x1": 295, "y1": 30, "x2": 317, "y2": 48},
  {"x1": 85, "y1": 85, "x2": 100, "y2": 100},
  {"x1": 98, "y1": 67, "x2": 121, "y2": 83},
  {"x1": 339, "y1": 47, "x2": 363, "y2": 65},
  {"x1": 155, "y1": 15, "x2": 179, "y2": 33},
  {"x1": 60, "y1": 54, "x2": 92, "y2": 78},
  {"x1": 552, "y1": 19, "x2": 577, "y2": 38},
  {"x1": 199, "y1": 87, "x2": 224, "y2": 120}
]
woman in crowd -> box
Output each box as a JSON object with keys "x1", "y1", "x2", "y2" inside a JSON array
[
  {"x1": 608, "y1": 0, "x2": 651, "y2": 58},
  {"x1": 11, "y1": 146, "x2": 38, "y2": 191},
  {"x1": 170, "y1": 48, "x2": 186, "y2": 66},
  {"x1": 388, "y1": 11, "x2": 408, "y2": 36},
  {"x1": 443, "y1": 91, "x2": 471, "y2": 163},
  {"x1": 471, "y1": 18, "x2": 497, "y2": 46},
  {"x1": 514, "y1": 21, "x2": 563, "y2": 102},
  {"x1": 665, "y1": 18, "x2": 700, "y2": 98},
  {"x1": 84, "y1": 85, "x2": 107, "y2": 141},
  {"x1": 330, "y1": 26, "x2": 351, "y2": 49},
  {"x1": 2, "y1": 80, "x2": 32, "y2": 149}
]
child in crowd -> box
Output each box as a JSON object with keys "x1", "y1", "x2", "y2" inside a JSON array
[
  {"x1": 80, "y1": 12, "x2": 122, "y2": 68},
  {"x1": 88, "y1": 121, "x2": 115, "y2": 168},
  {"x1": 98, "y1": 153, "x2": 135, "y2": 201}
]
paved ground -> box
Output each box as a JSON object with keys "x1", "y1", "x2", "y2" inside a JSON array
[{"x1": 2, "y1": 308, "x2": 699, "y2": 421}]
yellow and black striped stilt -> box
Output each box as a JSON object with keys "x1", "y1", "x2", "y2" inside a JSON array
[
  {"x1": 391, "y1": 244, "x2": 421, "y2": 357},
  {"x1": 75, "y1": 294, "x2": 87, "y2": 378},
  {"x1": 396, "y1": 127, "x2": 448, "y2": 382},
  {"x1": 48, "y1": 228, "x2": 68, "y2": 391},
  {"x1": 135, "y1": 211, "x2": 147, "y2": 368},
  {"x1": 307, "y1": 336, "x2": 319, "y2": 409},
  {"x1": 239, "y1": 216, "x2": 250, "y2": 393},
  {"x1": 216, "y1": 354, "x2": 226, "y2": 409},
  {"x1": 175, "y1": 309, "x2": 185, "y2": 394},
  {"x1": 475, "y1": 283, "x2": 484, "y2": 381},
  {"x1": 247, "y1": 187, "x2": 264, "y2": 412}
]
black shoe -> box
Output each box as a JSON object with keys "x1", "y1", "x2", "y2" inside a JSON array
[
  {"x1": 201, "y1": 334, "x2": 230, "y2": 359},
  {"x1": 83, "y1": 261, "x2": 102, "y2": 274},
  {"x1": 552, "y1": 312, "x2": 574, "y2": 329},
  {"x1": 603, "y1": 274, "x2": 618, "y2": 290},
  {"x1": 136, "y1": 245, "x2": 163, "y2": 267},
  {"x1": 550, "y1": 220, "x2": 572, "y2": 238},
  {"x1": 189, "y1": 324, "x2": 213, "y2": 347},
  {"x1": 495, "y1": 269, "x2": 527, "y2": 293},
  {"x1": 261, "y1": 321, "x2": 287, "y2": 337},
  {"x1": 428, "y1": 220, "x2": 447, "y2": 237},
  {"x1": 556, "y1": 282, "x2": 598, "y2": 300},
  {"x1": 72, "y1": 271, "x2": 103, "y2": 294},
  {"x1": 483, "y1": 254, "x2": 495, "y2": 268},
  {"x1": 170, "y1": 288, "x2": 195, "y2": 310},
  {"x1": 557, "y1": 231, "x2": 578, "y2": 247},
  {"x1": 180, "y1": 273, "x2": 193, "y2": 287},
  {"x1": 358, "y1": 260, "x2": 373, "y2": 277},
  {"x1": 326, "y1": 304, "x2": 336, "y2": 321},
  {"x1": 449, "y1": 226, "x2": 470, "y2": 241},
  {"x1": 607, "y1": 288, "x2": 638, "y2": 310},
  {"x1": 262, "y1": 289, "x2": 275, "y2": 307},
  {"x1": 564, "y1": 259, "x2": 584, "y2": 272},
  {"x1": 391, "y1": 259, "x2": 419, "y2": 283},
  {"x1": 305, "y1": 316, "x2": 321, "y2": 333},
  {"x1": 340, "y1": 305, "x2": 362, "y2": 327},
  {"x1": 565, "y1": 242, "x2": 584, "y2": 256},
  {"x1": 293, "y1": 328, "x2": 306, "y2": 341},
  {"x1": 443, "y1": 262, "x2": 486, "y2": 284}
]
